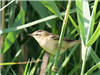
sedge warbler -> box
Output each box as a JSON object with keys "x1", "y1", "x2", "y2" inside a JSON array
[{"x1": 28, "y1": 30, "x2": 81, "y2": 55}]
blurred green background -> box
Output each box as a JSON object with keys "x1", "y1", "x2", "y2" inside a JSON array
[{"x1": 0, "y1": 1, "x2": 100, "y2": 75}]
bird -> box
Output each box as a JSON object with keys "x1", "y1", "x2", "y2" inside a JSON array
[{"x1": 28, "y1": 30, "x2": 81, "y2": 55}]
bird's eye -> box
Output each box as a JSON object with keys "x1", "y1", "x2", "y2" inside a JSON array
[{"x1": 35, "y1": 34, "x2": 39, "y2": 36}]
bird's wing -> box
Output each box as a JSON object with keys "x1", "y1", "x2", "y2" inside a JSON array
[
  {"x1": 50, "y1": 33, "x2": 59, "y2": 40},
  {"x1": 50, "y1": 33, "x2": 75, "y2": 42},
  {"x1": 63, "y1": 37, "x2": 75, "y2": 42}
]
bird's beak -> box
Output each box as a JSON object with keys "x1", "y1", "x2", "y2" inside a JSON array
[{"x1": 27, "y1": 34, "x2": 32, "y2": 36}]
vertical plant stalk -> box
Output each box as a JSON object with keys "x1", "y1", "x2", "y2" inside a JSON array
[
  {"x1": 52, "y1": 0, "x2": 72, "y2": 75},
  {"x1": 1, "y1": 1, "x2": 5, "y2": 68},
  {"x1": 81, "y1": 1, "x2": 98, "y2": 75},
  {"x1": 20, "y1": 1, "x2": 26, "y2": 75},
  {"x1": 81, "y1": 47, "x2": 87, "y2": 75},
  {"x1": 19, "y1": 1, "x2": 25, "y2": 68}
]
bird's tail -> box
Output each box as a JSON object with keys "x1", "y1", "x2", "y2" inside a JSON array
[{"x1": 67, "y1": 40, "x2": 81, "y2": 48}]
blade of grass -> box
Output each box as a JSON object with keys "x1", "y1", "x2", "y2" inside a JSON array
[
  {"x1": 57, "y1": 44, "x2": 79, "y2": 74},
  {"x1": 68, "y1": 15, "x2": 79, "y2": 32},
  {"x1": 0, "y1": 8, "x2": 76, "y2": 35},
  {"x1": 11, "y1": 68, "x2": 17, "y2": 75},
  {"x1": 68, "y1": 62, "x2": 82, "y2": 75},
  {"x1": 1, "y1": 1, "x2": 27, "y2": 54},
  {"x1": 45, "y1": 56, "x2": 55, "y2": 74},
  {"x1": 76, "y1": 0, "x2": 85, "y2": 44},
  {"x1": 0, "y1": 60, "x2": 41, "y2": 65},
  {"x1": 4, "y1": 49, "x2": 22, "y2": 75},
  {"x1": 40, "y1": 1, "x2": 63, "y2": 20},
  {"x1": 95, "y1": 10, "x2": 100, "y2": 20},
  {"x1": 27, "y1": 58, "x2": 33, "y2": 75},
  {"x1": 88, "y1": 0, "x2": 98, "y2": 38},
  {"x1": 0, "y1": 0, "x2": 14, "y2": 11},
  {"x1": 91, "y1": 49, "x2": 100, "y2": 64},
  {"x1": 29, "y1": 1, "x2": 52, "y2": 28},
  {"x1": 86, "y1": 21, "x2": 100, "y2": 47},
  {"x1": 84, "y1": 62, "x2": 100, "y2": 75},
  {"x1": 81, "y1": 0, "x2": 98, "y2": 75},
  {"x1": 82, "y1": 0, "x2": 90, "y2": 48},
  {"x1": 4, "y1": 37, "x2": 32, "y2": 75},
  {"x1": 82, "y1": 0, "x2": 91, "y2": 70},
  {"x1": 8, "y1": 1, "x2": 15, "y2": 27},
  {"x1": 76, "y1": 3, "x2": 87, "y2": 75},
  {"x1": 86, "y1": 0, "x2": 98, "y2": 60},
  {"x1": 29, "y1": 50, "x2": 44, "y2": 75},
  {"x1": 23, "y1": 59, "x2": 30, "y2": 75}
]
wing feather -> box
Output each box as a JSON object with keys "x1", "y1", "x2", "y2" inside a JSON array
[{"x1": 50, "y1": 33, "x2": 75, "y2": 42}]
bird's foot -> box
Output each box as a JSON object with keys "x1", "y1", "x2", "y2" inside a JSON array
[
  {"x1": 52, "y1": 66, "x2": 58, "y2": 72},
  {"x1": 57, "y1": 45, "x2": 61, "y2": 50}
]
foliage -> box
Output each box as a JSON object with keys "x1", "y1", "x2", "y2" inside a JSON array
[{"x1": 0, "y1": 1, "x2": 100, "y2": 75}]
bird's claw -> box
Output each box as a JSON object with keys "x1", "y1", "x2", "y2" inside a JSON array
[
  {"x1": 57, "y1": 45, "x2": 61, "y2": 50},
  {"x1": 52, "y1": 66, "x2": 58, "y2": 72}
]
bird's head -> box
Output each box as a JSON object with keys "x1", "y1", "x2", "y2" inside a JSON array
[{"x1": 27, "y1": 30, "x2": 50, "y2": 43}]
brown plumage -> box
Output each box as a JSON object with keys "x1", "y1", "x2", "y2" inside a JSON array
[{"x1": 28, "y1": 30, "x2": 81, "y2": 55}]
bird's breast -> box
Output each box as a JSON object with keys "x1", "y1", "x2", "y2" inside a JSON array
[{"x1": 39, "y1": 37, "x2": 58, "y2": 54}]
